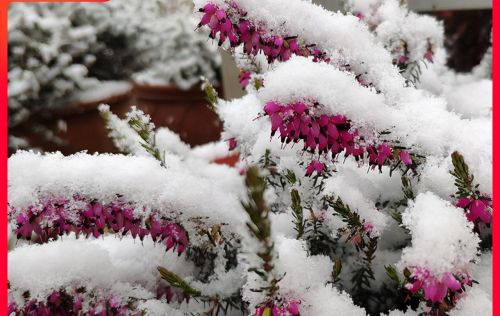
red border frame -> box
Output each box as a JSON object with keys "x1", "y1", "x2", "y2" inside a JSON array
[
  {"x1": 492, "y1": 2, "x2": 499, "y2": 315},
  {"x1": 1, "y1": 3, "x2": 7, "y2": 315},
  {"x1": 0, "y1": 1, "x2": 497, "y2": 315}
]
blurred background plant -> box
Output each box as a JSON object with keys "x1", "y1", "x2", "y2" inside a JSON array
[{"x1": 8, "y1": 0, "x2": 221, "y2": 153}]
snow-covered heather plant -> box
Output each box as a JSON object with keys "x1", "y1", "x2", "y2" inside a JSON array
[
  {"x1": 8, "y1": 0, "x2": 492, "y2": 315},
  {"x1": 8, "y1": 3, "x2": 101, "y2": 126},
  {"x1": 345, "y1": 0, "x2": 443, "y2": 83}
]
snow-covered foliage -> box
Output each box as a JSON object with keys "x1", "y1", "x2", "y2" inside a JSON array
[
  {"x1": 131, "y1": 7, "x2": 221, "y2": 89},
  {"x1": 8, "y1": 0, "x2": 492, "y2": 315},
  {"x1": 346, "y1": 0, "x2": 443, "y2": 83},
  {"x1": 8, "y1": 3, "x2": 102, "y2": 126}
]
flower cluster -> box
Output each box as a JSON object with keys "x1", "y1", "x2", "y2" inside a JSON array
[
  {"x1": 450, "y1": 151, "x2": 493, "y2": 227},
  {"x1": 405, "y1": 267, "x2": 471, "y2": 304},
  {"x1": 263, "y1": 101, "x2": 412, "y2": 173},
  {"x1": 456, "y1": 197, "x2": 492, "y2": 224},
  {"x1": 8, "y1": 290, "x2": 140, "y2": 316},
  {"x1": 254, "y1": 300, "x2": 301, "y2": 316},
  {"x1": 350, "y1": 0, "x2": 441, "y2": 73},
  {"x1": 305, "y1": 160, "x2": 325, "y2": 177},
  {"x1": 11, "y1": 196, "x2": 188, "y2": 254},
  {"x1": 198, "y1": 3, "x2": 330, "y2": 64}
]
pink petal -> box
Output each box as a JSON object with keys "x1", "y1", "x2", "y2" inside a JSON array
[
  {"x1": 441, "y1": 273, "x2": 461, "y2": 291},
  {"x1": 399, "y1": 150, "x2": 412, "y2": 166},
  {"x1": 456, "y1": 197, "x2": 472, "y2": 208}
]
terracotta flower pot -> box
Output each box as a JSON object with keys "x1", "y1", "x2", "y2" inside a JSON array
[
  {"x1": 132, "y1": 82, "x2": 223, "y2": 146},
  {"x1": 11, "y1": 82, "x2": 134, "y2": 155}
]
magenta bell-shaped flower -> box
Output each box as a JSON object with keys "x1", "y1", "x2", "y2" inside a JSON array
[
  {"x1": 227, "y1": 137, "x2": 238, "y2": 150},
  {"x1": 305, "y1": 160, "x2": 325, "y2": 177},
  {"x1": 467, "y1": 199, "x2": 492, "y2": 224},
  {"x1": 399, "y1": 150, "x2": 412, "y2": 166}
]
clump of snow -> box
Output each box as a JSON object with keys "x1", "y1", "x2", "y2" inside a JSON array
[
  {"x1": 399, "y1": 192, "x2": 479, "y2": 276},
  {"x1": 275, "y1": 237, "x2": 332, "y2": 291},
  {"x1": 444, "y1": 80, "x2": 492, "y2": 119},
  {"x1": 301, "y1": 286, "x2": 366, "y2": 316},
  {"x1": 8, "y1": 235, "x2": 194, "y2": 300}
]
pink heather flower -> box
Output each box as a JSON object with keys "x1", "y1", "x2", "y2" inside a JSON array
[
  {"x1": 355, "y1": 12, "x2": 365, "y2": 20},
  {"x1": 441, "y1": 272, "x2": 462, "y2": 291},
  {"x1": 363, "y1": 222, "x2": 374, "y2": 234},
  {"x1": 398, "y1": 55, "x2": 409, "y2": 65},
  {"x1": 285, "y1": 300, "x2": 301, "y2": 316},
  {"x1": 423, "y1": 280, "x2": 448, "y2": 302},
  {"x1": 272, "y1": 305, "x2": 283, "y2": 316},
  {"x1": 73, "y1": 294, "x2": 83, "y2": 313},
  {"x1": 377, "y1": 143, "x2": 393, "y2": 166},
  {"x1": 255, "y1": 301, "x2": 300, "y2": 316},
  {"x1": 227, "y1": 137, "x2": 238, "y2": 151},
  {"x1": 48, "y1": 291, "x2": 60, "y2": 304},
  {"x1": 305, "y1": 160, "x2": 325, "y2": 177},
  {"x1": 467, "y1": 199, "x2": 492, "y2": 224},
  {"x1": 424, "y1": 50, "x2": 434, "y2": 63},
  {"x1": 262, "y1": 100, "x2": 404, "y2": 174},
  {"x1": 108, "y1": 296, "x2": 120, "y2": 309},
  {"x1": 406, "y1": 267, "x2": 467, "y2": 304},
  {"x1": 8, "y1": 302, "x2": 17, "y2": 315},
  {"x1": 455, "y1": 197, "x2": 492, "y2": 224},
  {"x1": 11, "y1": 197, "x2": 188, "y2": 254},
  {"x1": 456, "y1": 197, "x2": 472, "y2": 208},
  {"x1": 399, "y1": 150, "x2": 412, "y2": 166},
  {"x1": 197, "y1": 3, "x2": 329, "y2": 63},
  {"x1": 238, "y1": 70, "x2": 252, "y2": 88}
]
